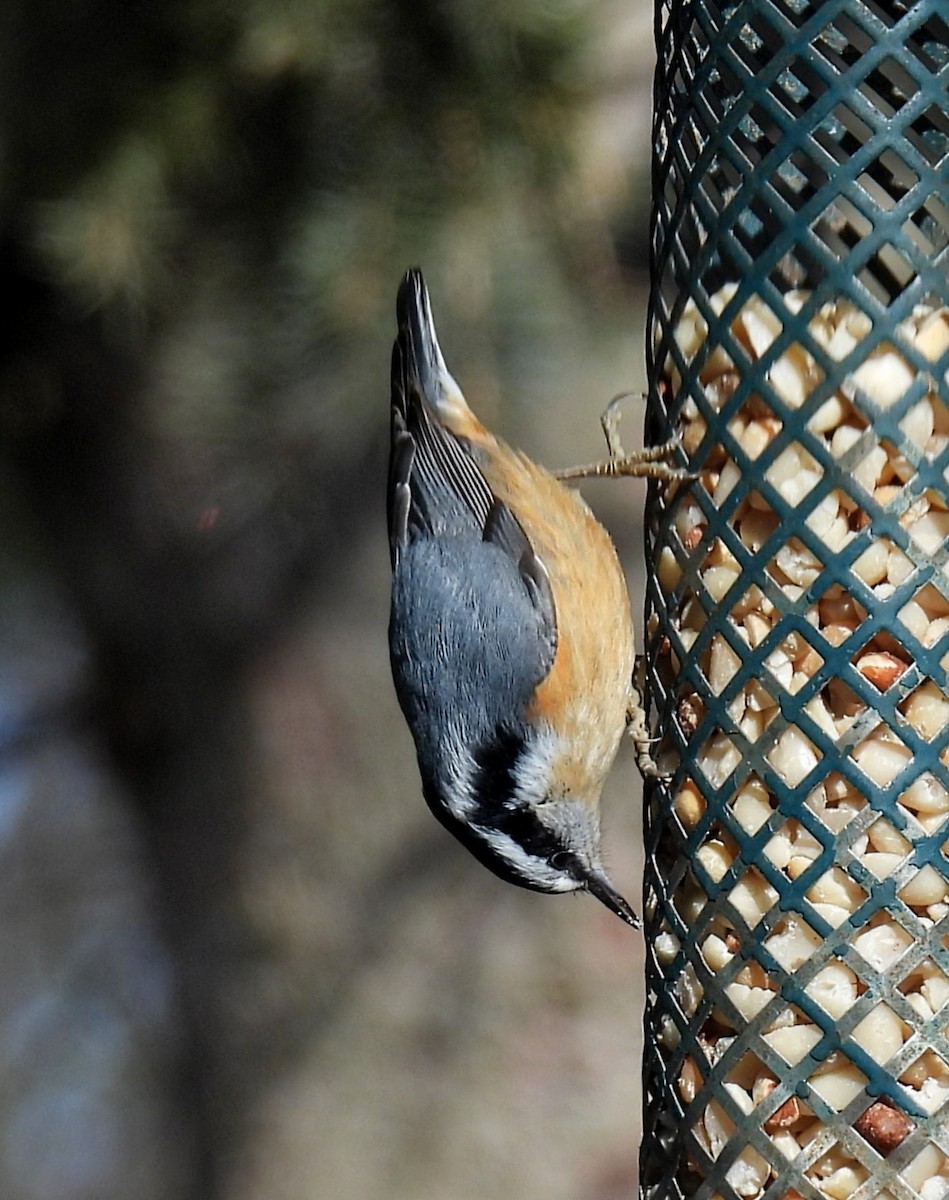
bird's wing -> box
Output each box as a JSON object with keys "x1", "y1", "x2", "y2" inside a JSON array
[{"x1": 389, "y1": 338, "x2": 557, "y2": 669}]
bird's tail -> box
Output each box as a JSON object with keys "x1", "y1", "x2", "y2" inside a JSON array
[{"x1": 392, "y1": 269, "x2": 476, "y2": 435}]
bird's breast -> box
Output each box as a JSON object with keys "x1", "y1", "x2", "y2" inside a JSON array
[{"x1": 471, "y1": 436, "x2": 636, "y2": 798}]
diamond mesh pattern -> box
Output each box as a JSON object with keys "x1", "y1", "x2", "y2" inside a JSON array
[{"x1": 642, "y1": 2, "x2": 949, "y2": 1197}]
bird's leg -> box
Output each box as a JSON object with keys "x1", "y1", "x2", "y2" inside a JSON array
[
  {"x1": 601, "y1": 391, "x2": 650, "y2": 460},
  {"x1": 626, "y1": 667, "x2": 671, "y2": 781},
  {"x1": 553, "y1": 392, "x2": 692, "y2": 483}
]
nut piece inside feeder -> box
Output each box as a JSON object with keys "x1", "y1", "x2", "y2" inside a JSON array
[{"x1": 660, "y1": 289, "x2": 949, "y2": 1197}]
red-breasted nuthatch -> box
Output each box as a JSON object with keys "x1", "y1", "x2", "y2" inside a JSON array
[{"x1": 388, "y1": 269, "x2": 677, "y2": 928}]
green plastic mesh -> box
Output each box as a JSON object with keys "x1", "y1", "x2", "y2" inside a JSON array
[{"x1": 641, "y1": 2, "x2": 949, "y2": 1197}]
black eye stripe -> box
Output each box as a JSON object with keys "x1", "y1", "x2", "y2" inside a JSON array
[
  {"x1": 422, "y1": 731, "x2": 580, "y2": 894},
  {"x1": 471, "y1": 728, "x2": 523, "y2": 808},
  {"x1": 470, "y1": 730, "x2": 574, "y2": 869},
  {"x1": 497, "y1": 805, "x2": 554, "y2": 855}
]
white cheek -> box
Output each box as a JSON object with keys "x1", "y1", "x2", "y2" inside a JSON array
[{"x1": 512, "y1": 726, "x2": 559, "y2": 806}]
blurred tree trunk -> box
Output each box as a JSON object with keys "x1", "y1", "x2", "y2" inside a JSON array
[{"x1": 3, "y1": 242, "x2": 244, "y2": 1199}]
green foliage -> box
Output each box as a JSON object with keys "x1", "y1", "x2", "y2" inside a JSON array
[{"x1": 1, "y1": 0, "x2": 596, "y2": 321}]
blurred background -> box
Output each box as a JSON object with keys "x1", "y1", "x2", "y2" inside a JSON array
[{"x1": 0, "y1": 2, "x2": 657, "y2": 1197}]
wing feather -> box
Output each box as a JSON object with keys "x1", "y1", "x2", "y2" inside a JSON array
[{"x1": 389, "y1": 277, "x2": 557, "y2": 668}]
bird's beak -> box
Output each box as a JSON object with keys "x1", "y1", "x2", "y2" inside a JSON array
[{"x1": 586, "y1": 869, "x2": 642, "y2": 930}]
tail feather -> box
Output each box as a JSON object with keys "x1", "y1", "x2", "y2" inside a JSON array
[{"x1": 395, "y1": 269, "x2": 442, "y2": 417}]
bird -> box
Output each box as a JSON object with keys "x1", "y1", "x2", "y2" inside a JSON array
[{"x1": 387, "y1": 268, "x2": 679, "y2": 928}]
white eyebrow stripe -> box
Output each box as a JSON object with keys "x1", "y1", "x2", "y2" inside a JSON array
[{"x1": 470, "y1": 823, "x2": 578, "y2": 892}]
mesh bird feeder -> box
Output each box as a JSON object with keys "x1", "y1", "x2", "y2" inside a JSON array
[{"x1": 641, "y1": 2, "x2": 949, "y2": 1197}]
